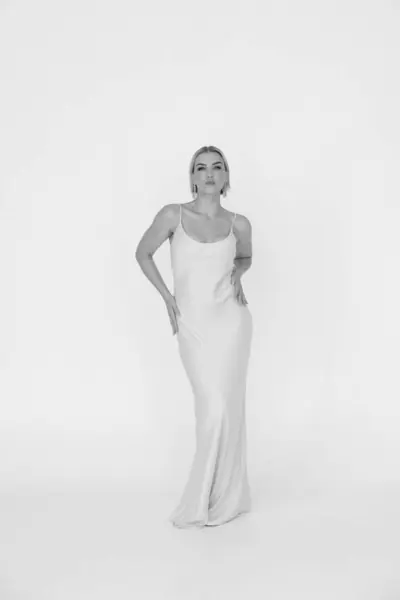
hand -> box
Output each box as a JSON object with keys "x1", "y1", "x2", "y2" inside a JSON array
[
  {"x1": 165, "y1": 294, "x2": 181, "y2": 335},
  {"x1": 230, "y1": 266, "x2": 248, "y2": 306}
]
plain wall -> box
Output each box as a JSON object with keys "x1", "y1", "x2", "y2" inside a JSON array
[{"x1": 0, "y1": 0, "x2": 399, "y2": 494}]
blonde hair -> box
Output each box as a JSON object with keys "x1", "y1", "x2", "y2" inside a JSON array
[{"x1": 189, "y1": 145, "x2": 231, "y2": 198}]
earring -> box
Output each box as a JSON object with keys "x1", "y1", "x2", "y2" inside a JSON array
[{"x1": 192, "y1": 184, "x2": 198, "y2": 199}]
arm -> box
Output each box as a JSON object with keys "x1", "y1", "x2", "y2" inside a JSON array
[
  {"x1": 135, "y1": 204, "x2": 177, "y2": 302},
  {"x1": 233, "y1": 215, "x2": 252, "y2": 279}
]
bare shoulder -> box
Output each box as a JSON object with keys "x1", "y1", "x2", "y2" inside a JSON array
[
  {"x1": 155, "y1": 202, "x2": 180, "y2": 220},
  {"x1": 232, "y1": 212, "x2": 252, "y2": 234},
  {"x1": 151, "y1": 202, "x2": 181, "y2": 230},
  {"x1": 135, "y1": 203, "x2": 179, "y2": 258}
]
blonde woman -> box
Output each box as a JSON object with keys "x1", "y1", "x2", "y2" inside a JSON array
[{"x1": 135, "y1": 145, "x2": 253, "y2": 528}]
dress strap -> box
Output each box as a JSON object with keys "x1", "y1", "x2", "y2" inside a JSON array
[
  {"x1": 230, "y1": 212, "x2": 236, "y2": 233},
  {"x1": 179, "y1": 204, "x2": 182, "y2": 225}
]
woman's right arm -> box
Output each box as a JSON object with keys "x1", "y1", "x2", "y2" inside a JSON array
[{"x1": 134, "y1": 204, "x2": 176, "y2": 303}]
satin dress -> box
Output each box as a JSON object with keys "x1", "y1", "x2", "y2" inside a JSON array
[{"x1": 169, "y1": 203, "x2": 253, "y2": 528}]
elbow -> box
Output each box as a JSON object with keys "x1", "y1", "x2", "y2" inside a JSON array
[{"x1": 135, "y1": 250, "x2": 152, "y2": 262}]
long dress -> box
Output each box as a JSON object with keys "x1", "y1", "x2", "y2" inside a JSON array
[{"x1": 168, "y1": 203, "x2": 253, "y2": 528}]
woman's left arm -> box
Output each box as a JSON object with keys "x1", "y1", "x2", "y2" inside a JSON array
[
  {"x1": 230, "y1": 215, "x2": 252, "y2": 305},
  {"x1": 233, "y1": 215, "x2": 252, "y2": 279}
]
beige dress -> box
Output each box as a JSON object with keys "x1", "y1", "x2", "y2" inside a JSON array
[{"x1": 169, "y1": 204, "x2": 253, "y2": 528}]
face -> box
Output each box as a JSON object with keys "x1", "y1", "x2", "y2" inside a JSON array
[{"x1": 192, "y1": 152, "x2": 227, "y2": 196}]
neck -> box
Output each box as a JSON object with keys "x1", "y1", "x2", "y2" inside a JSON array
[{"x1": 193, "y1": 194, "x2": 222, "y2": 217}]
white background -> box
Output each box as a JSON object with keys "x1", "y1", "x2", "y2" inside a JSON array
[{"x1": 0, "y1": 0, "x2": 400, "y2": 596}]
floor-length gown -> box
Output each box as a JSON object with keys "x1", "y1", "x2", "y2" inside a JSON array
[{"x1": 169, "y1": 204, "x2": 253, "y2": 528}]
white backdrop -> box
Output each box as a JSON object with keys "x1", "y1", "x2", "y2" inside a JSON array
[{"x1": 0, "y1": 0, "x2": 399, "y2": 496}]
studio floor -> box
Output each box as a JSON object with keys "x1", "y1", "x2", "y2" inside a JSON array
[{"x1": 0, "y1": 479, "x2": 399, "y2": 600}]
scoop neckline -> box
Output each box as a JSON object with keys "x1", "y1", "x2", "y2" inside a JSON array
[
  {"x1": 178, "y1": 203, "x2": 235, "y2": 245},
  {"x1": 178, "y1": 221, "x2": 234, "y2": 244}
]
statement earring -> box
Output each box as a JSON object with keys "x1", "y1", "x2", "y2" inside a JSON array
[{"x1": 192, "y1": 184, "x2": 198, "y2": 199}]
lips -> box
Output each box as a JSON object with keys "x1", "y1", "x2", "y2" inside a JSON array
[{"x1": 206, "y1": 181, "x2": 214, "y2": 185}]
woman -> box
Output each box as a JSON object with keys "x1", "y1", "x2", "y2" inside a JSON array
[{"x1": 135, "y1": 145, "x2": 253, "y2": 528}]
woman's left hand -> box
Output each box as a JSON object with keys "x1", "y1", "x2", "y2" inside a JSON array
[{"x1": 230, "y1": 265, "x2": 248, "y2": 306}]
